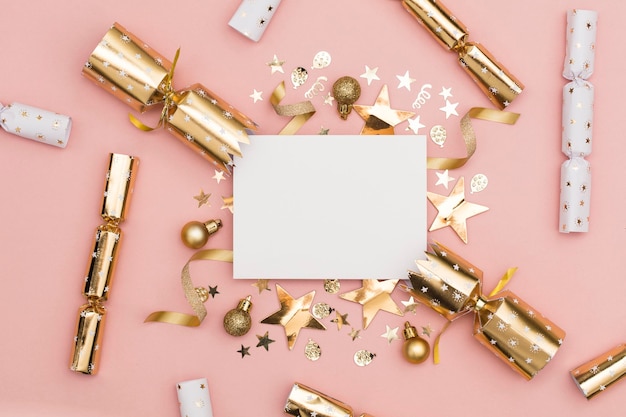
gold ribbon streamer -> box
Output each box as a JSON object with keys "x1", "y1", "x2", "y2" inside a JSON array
[
  {"x1": 270, "y1": 81, "x2": 316, "y2": 135},
  {"x1": 128, "y1": 48, "x2": 181, "y2": 132},
  {"x1": 144, "y1": 249, "x2": 233, "y2": 327},
  {"x1": 432, "y1": 266, "x2": 518, "y2": 364},
  {"x1": 426, "y1": 107, "x2": 520, "y2": 170}
]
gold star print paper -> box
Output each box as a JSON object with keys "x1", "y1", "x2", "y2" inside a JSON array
[
  {"x1": 260, "y1": 284, "x2": 326, "y2": 350},
  {"x1": 338, "y1": 279, "x2": 403, "y2": 329},
  {"x1": 353, "y1": 84, "x2": 415, "y2": 135},
  {"x1": 427, "y1": 177, "x2": 489, "y2": 244}
]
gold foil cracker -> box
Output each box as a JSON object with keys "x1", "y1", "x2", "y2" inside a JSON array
[
  {"x1": 270, "y1": 81, "x2": 316, "y2": 134},
  {"x1": 285, "y1": 382, "x2": 377, "y2": 417},
  {"x1": 400, "y1": 0, "x2": 524, "y2": 109},
  {"x1": 70, "y1": 153, "x2": 139, "y2": 375},
  {"x1": 571, "y1": 343, "x2": 626, "y2": 399},
  {"x1": 407, "y1": 242, "x2": 565, "y2": 379},
  {"x1": 144, "y1": 249, "x2": 234, "y2": 327}
]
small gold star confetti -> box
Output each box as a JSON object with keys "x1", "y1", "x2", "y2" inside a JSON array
[
  {"x1": 401, "y1": 296, "x2": 419, "y2": 314},
  {"x1": 318, "y1": 127, "x2": 329, "y2": 135},
  {"x1": 353, "y1": 84, "x2": 414, "y2": 135},
  {"x1": 348, "y1": 328, "x2": 361, "y2": 341},
  {"x1": 193, "y1": 189, "x2": 211, "y2": 208},
  {"x1": 422, "y1": 324, "x2": 434, "y2": 337},
  {"x1": 221, "y1": 195, "x2": 234, "y2": 214},
  {"x1": 200, "y1": 383, "x2": 206, "y2": 389},
  {"x1": 208, "y1": 286, "x2": 219, "y2": 298},
  {"x1": 380, "y1": 325, "x2": 400, "y2": 344},
  {"x1": 427, "y1": 177, "x2": 489, "y2": 244},
  {"x1": 212, "y1": 170, "x2": 225, "y2": 184},
  {"x1": 339, "y1": 279, "x2": 403, "y2": 329},
  {"x1": 330, "y1": 310, "x2": 349, "y2": 330},
  {"x1": 237, "y1": 345, "x2": 251, "y2": 358},
  {"x1": 256, "y1": 331, "x2": 275, "y2": 351},
  {"x1": 252, "y1": 279, "x2": 271, "y2": 294},
  {"x1": 267, "y1": 54, "x2": 285, "y2": 74}
]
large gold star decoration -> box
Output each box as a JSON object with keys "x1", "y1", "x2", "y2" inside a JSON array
[
  {"x1": 260, "y1": 284, "x2": 326, "y2": 350},
  {"x1": 353, "y1": 84, "x2": 415, "y2": 135},
  {"x1": 338, "y1": 279, "x2": 403, "y2": 329},
  {"x1": 427, "y1": 177, "x2": 489, "y2": 244}
]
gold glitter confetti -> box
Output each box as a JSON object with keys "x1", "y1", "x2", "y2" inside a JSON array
[
  {"x1": 312, "y1": 302, "x2": 333, "y2": 319},
  {"x1": 304, "y1": 339, "x2": 322, "y2": 361},
  {"x1": 354, "y1": 349, "x2": 376, "y2": 366},
  {"x1": 323, "y1": 279, "x2": 340, "y2": 294}
]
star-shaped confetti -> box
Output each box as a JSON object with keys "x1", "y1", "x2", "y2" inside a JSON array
[
  {"x1": 323, "y1": 93, "x2": 334, "y2": 106},
  {"x1": 427, "y1": 177, "x2": 489, "y2": 244},
  {"x1": 260, "y1": 284, "x2": 326, "y2": 350},
  {"x1": 256, "y1": 331, "x2": 275, "y2": 351},
  {"x1": 267, "y1": 54, "x2": 285, "y2": 74},
  {"x1": 435, "y1": 169, "x2": 455, "y2": 189},
  {"x1": 237, "y1": 345, "x2": 251, "y2": 358},
  {"x1": 339, "y1": 279, "x2": 403, "y2": 329},
  {"x1": 221, "y1": 195, "x2": 234, "y2": 214},
  {"x1": 212, "y1": 170, "x2": 225, "y2": 184},
  {"x1": 360, "y1": 65, "x2": 380, "y2": 86},
  {"x1": 193, "y1": 189, "x2": 211, "y2": 208},
  {"x1": 252, "y1": 279, "x2": 271, "y2": 294},
  {"x1": 353, "y1": 85, "x2": 415, "y2": 135},
  {"x1": 330, "y1": 311, "x2": 350, "y2": 331},
  {"x1": 318, "y1": 127, "x2": 329, "y2": 135},
  {"x1": 406, "y1": 115, "x2": 426, "y2": 134},
  {"x1": 380, "y1": 325, "x2": 400, "y2": 344},
  {"x1": 422, "y1": 324, "x2": 434, "y2": 337},
  {"x1": 208, "y1": 285, "x2": 219, "y2": 298},
  {"x1": 401, "y1": 296, "x2": 419, "y2": 314},
  {"x1": 439, "y1": 100, "x2": 459, "y2": 119},
  {"x1": 348, "y1": 328, "x2": 361, "y2": 341},
  {"x1": 249, "y1": 89, "x2": 263, "y2": 103},
  {"x1": 396, "y1": 70, "x2": 416, "y2": 91},
  {"x1": 439, "y1": 86, "x2": 453, "y2": 101}
]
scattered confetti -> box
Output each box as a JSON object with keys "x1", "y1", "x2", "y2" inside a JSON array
[
  {"x1": 249, "y1": 89, "x2": 263, "y2": 103},
  {"x1": 323, "y1": 279, "x2": 340, "y2": 294},
  {"x1": 439, "y1": 100, "x2": 459, "y2": 119},
  {"x1": 411, "y1": 83, "x2": 433, "y2": 109},
  {"x1": 237, "y1": 345, "x2": 251, "y2": 358},
  {"x1": 439, "y1": 86, "x2": 453, "y2": 101},
  {"x1": 212, "y1": 170, "x2": 225, "y2": 184},
  {"x1": 291, "y1": 67, "x2": 308, "y2": 89},
  {"x1": 406, "y1": 115, "x2": 426, "y2": 134},
  {"x1": 470, "y1": 174, "x2": 489, "y2": 193},
  {"x1": 338, "y1": 279, "x2": 403, "y2": 329},
  {"x1": 427, "y1": 177, "x2": 489, "y2": 244},
  {"x1": 304, "y1": 76, "x2": 328, "y2": 99},
  {"x1": 252, "y1": 279, "x2": 271, "y2": 294},
  {"x1": 267, "y1": 54, "x2": 285, "y2": 74},
  {"x1": 312, "y1": 302, "x2": 334, "y2": 319},
  {"x1": 193, "y1": 189, "x2": 211, "y2": 208},
  {"x1": 323, "y1": 93, "x2": 334, "y2": 106},
  {"x1": 353, "y1": 85, "x2": 415, "y2": 135},
  {"x1": 256, "y1": 331, "x2": 275, "y2": 351},
  {"x1": 380, "y1": 325, "x2": 400, "y2": 344},
  {"x1": 305, "y1": 339, "x2": 322, "y2": 361},
  {"x1": 360, "y1": 65, "x2": 380, "y2": 86},
  {"x1": 422, "y1": 324, "x2": 434, "y2": 337},
  {"x1": 396, "y1": 70, "x2": 416, "y2": 91},
  {"x1": 318, "y1": 127, "x2": 330, "y2": 135},
  {"x1": 429, "y1": 125, "x2": 447, "y2": 147},
  {"x1": 330, "y1": 311, "x2": 350, "y2": 331},
  {"x1": 208, "y1": 286, "x2": 219, "y2": 298},
  {"x1": 401, "y1": 296, "x2": 419, "y2": 314},
  {"x1": 311, "y1": 51, "x2": 332, "y2": 69},
  {"x1": 221, "y1": 195, "x2": 234, "y2": 214},
  {"x1": 354, "y1": 349, "x2": 376, "y2": 366},
  {"x1": 348, "y1": 328, "x2": 361, "y2": 341},
  {"x1": 435, "y1": 169, "x2": 455, "y2": 189}
]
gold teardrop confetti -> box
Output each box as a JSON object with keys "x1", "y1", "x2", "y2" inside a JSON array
[
  {"x1": 305, "y1": 339, "x2": 322, "y2": 361},
  {"x1": 354, "y1": 349, "x2": 376, "y2": 366},
  {"x1": 430, "y1": 125, "x2": 447, "y2": 147},
  {"x1": 323, "y1": 279, "x2": 341, "y2": 294},
  {"x1": 312, "y1": 302, "x2": 333, "y2": 319}
]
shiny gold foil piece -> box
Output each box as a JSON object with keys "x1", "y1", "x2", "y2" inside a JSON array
[
  {"x1": 401, "y1": 0, "x2": 524, "y2": 109},
  {"x1": 101, "y1": 153, "x2": 139, "y2": 224},
  {"x1": 571, "y1": 343, "x2": 626, "y2": 399},
  {"x1": 83, "y1": 22, "x2": 172, "y2": 112},
  {"x1": 285, "y1": 382, "x2": 353, "y2": 417},
  {"x1": 408, "y1": 242, "x2": 566, "y2": 379},
  {"x1": 83, "y1": 224, "x2": 122, "y2": 300},
  {"x1": 69, "y1": 302, "x2": 106, "y2": 375}
]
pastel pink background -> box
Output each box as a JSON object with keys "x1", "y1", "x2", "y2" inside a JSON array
[{"x1": 0, "y1": 0, "x2": 622, "y2": 416}]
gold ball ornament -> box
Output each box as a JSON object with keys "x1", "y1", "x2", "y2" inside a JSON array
[
  {"x1": 181, "y1": 219, "x2": 222, "y2": 249},
  {"x1": 223, "y1": 295, "x2": 253, "y2": 336},
  {"x1": 332, "y1": 76, "x2": 361, "y2": 120},
  {"x1": 402, "y1": 321, "x2": 430, "y2": 364}
]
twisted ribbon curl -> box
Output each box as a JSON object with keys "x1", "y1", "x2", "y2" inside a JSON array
[{"x1": 270, "y1": 81, "x2": 316, "y2": 135}]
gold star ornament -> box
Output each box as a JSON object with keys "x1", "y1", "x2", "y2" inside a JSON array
[
  {"x1": 339, "y1": 279, "x2": 403, "y2": 329},
  {"x1": 427, "y1": 177, "x2": 489, "y2": 244},
  {"x1": 193, "y1": 189, "x2": 210, "y2": 208},
  {"x1": 260, "y1": 284, "x2": 326, "y2": 350},
  {"x1": 353, "y1": 84, "x2": 415, "y2": 135}
]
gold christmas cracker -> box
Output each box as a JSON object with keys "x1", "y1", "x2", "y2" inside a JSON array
[
  {"x1": 407, "y1": 242, "x2": 565, "y2": 380},
  {"x1": 69, "y1": 153, "x2": 138, "y2": 375},
  {"x1": 285, "y1": 382, "x2": 376, "y2": 417},
  {"x1": 571, "y1": 343, "x2": 626, "y2": 399},
  {"x1": 400, "y1": 0, "x2": 524, "y2": 109},
  {"x1": 83, "y1": 23, "x2": 257, "y2": 172}
]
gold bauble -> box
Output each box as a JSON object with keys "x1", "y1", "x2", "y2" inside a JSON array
[
  {"x1": 332, "y1": 76, "x2": 361, "y2": 120},
  {"x1": 402, "y1": 321, "x2": 430, "y2": 364},
  {"x1": 223, "y1": 296, "x2": 253, "y2": 336},
  {"x1": 181, "y1": 219, "x2": 222, "y2": 249}
]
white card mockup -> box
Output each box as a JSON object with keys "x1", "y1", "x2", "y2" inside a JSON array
[{"x1": 233, "y1": 135, "x2": 426, "y2": 279}]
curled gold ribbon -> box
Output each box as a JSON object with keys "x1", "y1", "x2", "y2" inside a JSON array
[
  {"x1": 426, "y1": 107, "x2": 519, "y2": 170},
  {"x1": 129, "y1": 48, "x2": 181, "y2": 132},
  {"x1": 270, "y1": 81, "x2": 316, "y2": 135},
  {"x1": 144, "y1": 249, "x2": 233, "y2": 327}
]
